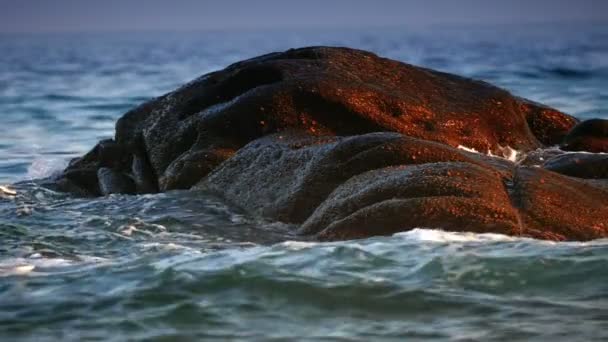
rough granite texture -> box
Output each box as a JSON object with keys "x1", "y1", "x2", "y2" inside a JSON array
[{"x1": 49, "y1": 46, "x2": 608, "y2": 241}]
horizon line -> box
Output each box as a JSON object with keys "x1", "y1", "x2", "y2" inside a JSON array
[{"x1": 1, "y1": 19, "x2": 607, "y2": 35}]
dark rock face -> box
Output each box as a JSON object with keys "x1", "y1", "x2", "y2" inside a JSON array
[
  {"x1": 544, "y1": 153, "x2": 608, "y2": 179},
  {"x1": 50, "y1": 46, "x2": 608, "y2": 241},
  {"x1": 560, "y1": 118, "x2": 608, "y2": 153}
]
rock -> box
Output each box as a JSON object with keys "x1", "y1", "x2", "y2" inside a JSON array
[
  {"x1": 97, "y1": 168, "x2": 135, "y2": 195},
  {"x1": 516, "y1": 148, "x2": 564, "y2": 166},
  {"x1": 131, "y1": 154, "x2": 158, "y2": 194},
  {"x1": 197, "y1": 132, "x2": 506, "y2": 224},
  {"x1": 197, "y1": 131, "x2": 608, "y2": 241},
  {"x1": 511, "y1": 167, "x2": 608, "y2": 240},
  {"x1": 544, "y1": 153, "x2": 608, "y2": 179},
  {"x1": 49, "y1": 46, "x2": 608, "y2": 241},
  {"x1": 520, "y1": 99, "x2": 579, "y2": 146},
  {"x1": 299, "y1": 160, "x2": 520, "y2": 241},
  {"x1": 561, "y1": 118, "x2": 608, "y2": 152},
  {"x1": 62, "y1": 47, "x2": 577, "y2": 195}
]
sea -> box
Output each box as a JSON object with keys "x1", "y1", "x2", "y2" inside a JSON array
[{"x1": 0, "y1": 24, "x2": 607, "y2": 341}]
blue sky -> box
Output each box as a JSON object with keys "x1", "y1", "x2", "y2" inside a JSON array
[{"x1": 1, "y1": 0, "x2": 607, "y2": 33}]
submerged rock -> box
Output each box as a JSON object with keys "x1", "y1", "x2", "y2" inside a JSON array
[{"x1": 48, "y1": 46, "x2": 608, "y2": 241}]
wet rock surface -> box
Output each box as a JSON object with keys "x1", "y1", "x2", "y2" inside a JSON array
[{"x1": 47, "y1": 46, "x2": 608, "y2": 241}]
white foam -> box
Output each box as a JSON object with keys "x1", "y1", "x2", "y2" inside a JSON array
[
  {"x1": 394, "y1": 228, "x2": 608, "y2": 246},
  {"x1": 0, "y1": 185, "x2": 17, "y2": 198},
  {"x1": 458, "y1": 144, "x2": 520, "y2": 162},
  {"x1": 496, "y1": 146, "x2": 519, "y2": 162},
  {"x1": 139, "y1": 242, "x2": 203, "y2": 253},
  {"x1": 280, "y1": 241, "x2": 319, "y2": 250},
  {"x1": 394, "y1": 228, "x2": 520, "y2": 243},
  {"x1": 278, "y1": 229, "x2": 538, "y2": 251},
  {"x1": 457, "y1": 145, "x2": 480, "y2": 154},
  {"x1": 26, "y1": 157, "x2": 68, "y2": 180},
  {"x1": 116, "y1": 219, "x2": 167, "y2": 238},
  {"x1": 0, "y1": 255, "x2": 109, "y2": 277},
  {"x1": 0, "y1": 257, "x2": 72, "y2": 276},
  {"x1": 9, "y1": 264, "x2": 36, "y2": 275}
]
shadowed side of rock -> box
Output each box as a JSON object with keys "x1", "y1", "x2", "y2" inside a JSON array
[
  {"x1": 196, "y1": 132, "x2": 508, "y2": 224},
  {"x1": 560, "y1": 118, "x2": 608, "y2": 153},
  {"x1": 543, "y1": 153, "x2": 608, "y2": 179}
]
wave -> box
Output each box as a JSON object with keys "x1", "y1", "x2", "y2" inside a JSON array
[
  {"x1": 0, "y1": 255, "x2": 108, "y2": 277},
  {"x1": 25, "y1": 157, "x2": 67, "y2": 180}
]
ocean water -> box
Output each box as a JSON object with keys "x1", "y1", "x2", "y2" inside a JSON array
[{"x1": 1, "y1": 25, "x2": 607, "y2": 341}]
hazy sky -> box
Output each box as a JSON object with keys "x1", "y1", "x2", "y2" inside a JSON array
[{"x1": 1, "y1": 0, "x2": 607, "y2": 33}]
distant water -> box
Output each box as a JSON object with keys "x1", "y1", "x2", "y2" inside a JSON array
[{"x1": 1, "y1": 25, "x2": 607, "y2": 341}]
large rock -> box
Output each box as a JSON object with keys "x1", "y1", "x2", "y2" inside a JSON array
[{"x1": 49, "y1": 46, "x2": 608, "y2": 241}]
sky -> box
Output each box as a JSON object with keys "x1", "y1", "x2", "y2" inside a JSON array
[{"x1": 0, "y1": 0, "x2": 607, "y2": 33}]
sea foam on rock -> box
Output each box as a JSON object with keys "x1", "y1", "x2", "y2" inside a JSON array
[{"x1": 47, "y1": 46, "x2": 608, "y2": 241}]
